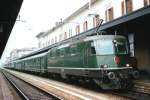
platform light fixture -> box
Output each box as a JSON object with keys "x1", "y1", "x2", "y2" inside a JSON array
[{"x1": 88, "y1": 13, "x2": 99, "y2": 17}]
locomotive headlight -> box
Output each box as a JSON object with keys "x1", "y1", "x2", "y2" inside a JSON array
[
  {"x1": 103, "y1": 64, "x2": 108, "y2": 68},
  {"x1": 107, "y1": 72, "x2": 116, "y2": 80},
  {"x1": 126, "y1": 64, "x2": 130, "y2": 67}
]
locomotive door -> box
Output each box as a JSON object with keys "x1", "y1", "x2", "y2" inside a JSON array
[{"x1": 83, "y1": 43, "x2": 89, "y2": 67}]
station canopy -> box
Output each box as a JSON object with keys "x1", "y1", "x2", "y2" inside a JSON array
[{"x1": 0, "y1": 0, "x2": 23, "y2": 58}]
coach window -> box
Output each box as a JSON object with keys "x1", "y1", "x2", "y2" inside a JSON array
[
  {"x1": 56, "y1": 49, "x2": 60, "y2": 57},
  {"x1": 60, "y1": 49, "x2": 65, "y2": 57},
  {"x1": 71, "y1": 45, "x2": 77, "y2": 56},
  {"x1": 51, "y1": 49, "x2": 56, "y2": 58},
  {"x1": 65, "y1": 47, "x2": 70, "y2": 56},
  {"x1": 48, "y1": 50, "x2": 52, "y2": 57}
]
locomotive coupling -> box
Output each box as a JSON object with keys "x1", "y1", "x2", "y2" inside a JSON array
[{"x1": 107, "y1": 72, "x2": 116, "y2": 80}]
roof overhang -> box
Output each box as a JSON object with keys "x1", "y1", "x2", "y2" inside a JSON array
[
  {"x1": 0, "y1": 0, "x2": 23, "y2": 58},
  {"x1": 99, "y1": 5, "x2": 150, "y2": 31}
]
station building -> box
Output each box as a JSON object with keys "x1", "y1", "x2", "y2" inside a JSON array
[{"x1": 36, "y1": 0, "x2": 150, "y2": 73}]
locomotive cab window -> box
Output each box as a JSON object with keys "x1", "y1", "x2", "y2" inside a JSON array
[
  {"x1": 94, "y1": 39, "x2": 114, "y2": 55},
  {"x1": 114, "y1": 39, "x2": 128, "y2": 54}
]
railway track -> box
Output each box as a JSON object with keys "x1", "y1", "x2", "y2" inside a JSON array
[
  {"x1": 112, "y1": 89, "x2": 150, "y2": 100},
  {"x1": 2, "y1": 68, "x2": 127, "y2": 100},
  {"x1": 2, "y1": 70, "x2": 61, "y2": 100},
  {"x1": 3, "y1": 68, "x2": 150, "y2": 100},
  {"x1": 111, "y1": 82, "x2": 150, "y2": 100}
]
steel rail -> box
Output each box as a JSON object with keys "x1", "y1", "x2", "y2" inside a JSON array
[
  {"x1": 2, "y1": 71, "x2": 29, "y2": 100},
  {"x1": 2, "y1": 70, "x2": 62, "y2": 100}
]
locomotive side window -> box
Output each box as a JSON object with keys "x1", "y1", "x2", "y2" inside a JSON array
[
  {"x1": 114, "y1": 39, "x2": 128, "y2": 54},
  {"x1": 91, "y1": 42, "x2": 96, "y2": 54},
  {"x1": 94, "y1": 39, "x2": 114, "y2": 55},
  {"x1": 91, "y1": 47, "x2": 96, "y2": 54}
]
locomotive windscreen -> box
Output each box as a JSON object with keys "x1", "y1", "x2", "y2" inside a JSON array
[{"x1": 93, "y1": 39, "x2": 114, "y2": 55}]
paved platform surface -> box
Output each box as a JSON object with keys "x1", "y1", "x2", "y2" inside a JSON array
[{"x1": 0, "y1": 71, "x2": 21, "y2": 100}]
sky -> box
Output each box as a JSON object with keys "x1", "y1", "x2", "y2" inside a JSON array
[{"x1": 0, "y1": 0, "x2": 88, "y2": 64}]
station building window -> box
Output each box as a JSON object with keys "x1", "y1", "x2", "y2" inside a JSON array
[
  {"x1": 51, "y1": 38, "x2": 54, "y2": 44},
  {"x1": 144, "y1": 0, "x2": 150, "y2": 6},
  {"x1": 76, "y1": 25, "x2": 80, "y2": 35},
  {"x1": 55, "y1": 36, "x2": 57, "y2": 43},
  {"x1": 105, "y1": 10, "x2": 108, "y2": 22},
  {"x1": 93, "y1": 15, "x2": 100, "y2": 27},
  {"x1": 59, "y1": 34, "x2": 62, "y2": 41},
  {"x1": 48, "y1": 41, "x2": 50, "y2": 45},
  {"x1": 64, "y1": 32, "x2": 67, "y2": 39},
  {"x1": 121, "y1": 0, "x2": 133, "y2": 15},
  {"x1": 121, "y1": 1, "x2": 125, "y2": 15},
  {"x1": 83, "y1": 21, "x2": 88, "y2": 32},
  {"x1": 69, "y1": 29, "x2": 72, "y2": 38},
  {"x1": 105, "y1": 7, "x2": 114, "y2": 22},
  {"x1": 126, "y1": 0, "x2": 133, "y2": 13}
]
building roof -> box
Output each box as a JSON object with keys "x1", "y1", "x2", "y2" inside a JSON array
[
  {"x1": 36, "y1": 0, "x2": 98, "y2": 38},
  {"x1": 36, "y1": 32, "x2": 45, "y2": 38}
]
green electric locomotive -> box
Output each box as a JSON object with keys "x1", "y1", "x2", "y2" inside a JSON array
[
  {"x1": 47, "y1": 34, "x2": 138, "y2": 89},
  {"x1": 7, "y1": 34, "x2": 139, "y2": 89}
]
